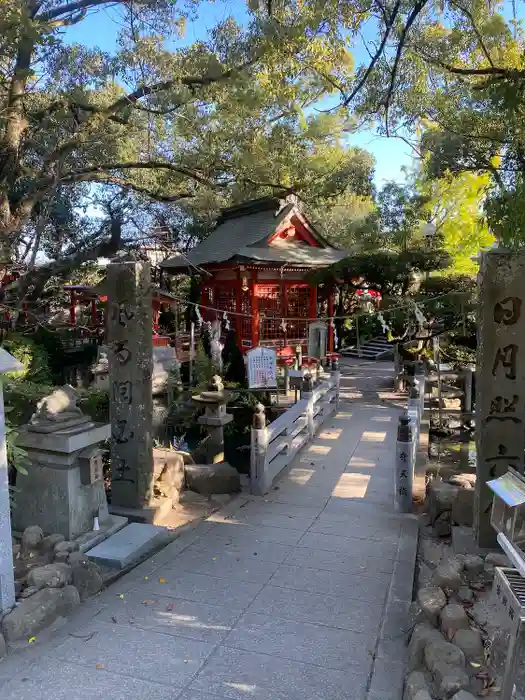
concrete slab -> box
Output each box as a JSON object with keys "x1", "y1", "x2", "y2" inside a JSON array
[
  {"x1": 189, "y1": 645, "x2": 369, "y2": 700},
  {"x1": 247, "y1": 585, "x2": 383, "y2": 634},
  {"x1": 0, "y1": 661, "x2": 182, "y2": 700},
  {"x1": 77, "y1": 514, "x2": 128, "y2": 552},
  {"x1": 87, "y1": 522, "x2": 168, "y2": 569},
  {"x1": 225, "y1": 611, "x2": 375, "y2": 670},
  {"x1": 49, "y1": 619, "x2": 214, "y2": 686}
]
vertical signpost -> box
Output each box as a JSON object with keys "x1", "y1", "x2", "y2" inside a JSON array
[
  {"x1": 0, "y1": 348, "x2": 23, "y2": 614},
  {"x1": 476, "y1": 249, "x2": 525, "y2": 547},
  {"x1": 107, "y1": 262, "x2": 154, "y2": 512}
]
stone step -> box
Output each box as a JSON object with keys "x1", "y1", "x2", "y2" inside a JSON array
[{"x1": 86, "y1": 523, "x2": 169, "y2": 569}]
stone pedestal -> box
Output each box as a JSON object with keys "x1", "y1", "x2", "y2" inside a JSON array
[
  {"x1": 106, "y1": 262, "x2": 154, "y2": 512},
  {"x1": 475, "y1": 249, "x2": 525, "y2": 547},
  {"x1": 14, "y1": 423, "x2": 112, "y2": 540}
]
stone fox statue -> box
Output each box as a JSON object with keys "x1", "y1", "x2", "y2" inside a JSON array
[{"x1": 30, "y1": 385, "x2": 83, "y2": 425}]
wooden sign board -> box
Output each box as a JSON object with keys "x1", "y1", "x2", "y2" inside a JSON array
[{"x1": 247, "y1": 346, "x2": 277, "y2": 389}]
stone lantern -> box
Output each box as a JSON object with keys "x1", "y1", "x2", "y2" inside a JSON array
[{"x1": 192, "y1": 376, "x2": 234, "y2": 464}]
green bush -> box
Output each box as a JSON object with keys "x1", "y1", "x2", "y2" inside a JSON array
[{"x1": 2, "y1": 334, "x2": 53, "y2": 383}]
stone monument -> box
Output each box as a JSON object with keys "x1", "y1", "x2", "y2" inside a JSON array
[
  {"x1": 0, "y1": 348, "x2": 24, "y2": 614},
  {"x1": 14, "y1": 386, "x2": 118, "y2": 543},
  {"x1": 106, "y1": 262, "x2": 157, "y2": 519},
  {"x1": 475, "y1": 249, "x2": 525, "y2": 547}
]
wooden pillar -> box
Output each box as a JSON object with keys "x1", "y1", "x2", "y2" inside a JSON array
[
  {"x1": 283, "y1": 281, "x2": 289, "y2": 345},
  {"x1": 251, "y1": 271, "x2": 259, "y2": 348},
  {"x1": 90, "y1": 299, "x2": 97, "y2": 326},
  {"x1": 235, "y1": 269, "x2": 242, "y2": 344},
  {"x1": 328, "y1": 289, "x2": 335, "y2": 351},
  {"x1": 70, "y1": 290, "x2": 76, "y2": 326},
  {"x1": 309, "y1": 284, "x2": 317, "y2": 321}
]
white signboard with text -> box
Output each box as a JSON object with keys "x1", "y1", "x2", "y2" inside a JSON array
[{"x1": 247, "y1": 346, "x2": 277, "y2": 389}]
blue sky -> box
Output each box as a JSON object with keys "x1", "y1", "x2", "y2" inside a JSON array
[{"x1": 62, "y1": 0, "x2": 414, "y2": 186}]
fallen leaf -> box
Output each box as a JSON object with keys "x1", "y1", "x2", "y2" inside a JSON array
[
  {"x1": 144, "y1": 576, "x2": 149, "y2": 580},
  {"x1": 96, "y1": 664, "x2": 105, "y2": 670},
  {"x1": 118, "y1": 594, "x2": 124, "y2": 599},
  {"x1": 470, "y1": 662, "x2": 482, "y2": 668},
  {"x1": 142, "y1": 600, "x2": 154, "y2": 605},
  {"x1": 489, "y1": 687, "x2": 501, "y2": 694},
  {"x1": 28, "y1": 636, "x2": 36, "y2": 644},
  {"x1": 166, "y1": 603, "x2": 174, "y2": 611},
  {"x1": 159, "y1": 578, "x2": 166, "y2": 583},
  {"x1": 111, "y1": 616, "x2": 118, "y2": 624}
]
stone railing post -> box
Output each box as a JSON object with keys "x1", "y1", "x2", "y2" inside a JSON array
[
  {"x1": 331, "y1": 357, "x2": 341, "y2": 409},
  {"x1": 395, "y1": 414, "x2": 413, "y2": 514},
  {"x1": 250, "y1": 403, "x2": 269, "y2": 496},
  {"x1": 301, "y1": 374, "x2": 315, "y2": 438},
  {"x1": 0, "y1": 349, "x2": 24, "y2": 614}
]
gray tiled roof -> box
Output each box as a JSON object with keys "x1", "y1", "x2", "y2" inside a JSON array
[
  {"x1": 162, "y1": 203, "x2": 295, "y2": 269},
  {"x1": 161, "y1": 199, "x2": 347, "y2": 270},
  {"x1": 233, "y1": 246, "x2": 348, "y2": 265}
]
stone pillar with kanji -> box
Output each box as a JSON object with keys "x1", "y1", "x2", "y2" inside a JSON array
[
  {"x1": 475, "y1": 249, "x2": 525, "y2": 547},
  {"x1": 107, "y1": 262, "x2": 154, "y2": 513}
]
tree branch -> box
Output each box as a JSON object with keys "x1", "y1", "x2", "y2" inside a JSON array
[
  {"x1": 448, "y1": 0, "x2": 495, "y2": 67},
  {"x1": 384, "y1": 0, "x2": 429, "y2": 135},
  {"x1": 343, "y1": 0, "x2": 402, "y2": 107}
]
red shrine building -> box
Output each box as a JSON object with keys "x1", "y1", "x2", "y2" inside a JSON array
[{"x1": 160, "y1": 196, "x2": 349, "y2": 353}]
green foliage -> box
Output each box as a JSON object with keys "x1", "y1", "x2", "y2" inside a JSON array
[
  {"x1": 313, "y1": 247, "x2": 452, "y2": 296},
  {"x1": 484, "y1": 178, "x2": 525, "y2": 249},
  {"x1": 418, "y1": 172, "x2": 495, "y2": 272},
  {"x1": 2, "y1": 334, "x2": 52, "y2": 383},
  {"x1": 78, "y1": 390, "x2": 110, "y2": 423}
]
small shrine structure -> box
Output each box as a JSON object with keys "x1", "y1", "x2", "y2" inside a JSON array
[{"x1": 160, "y1": 196, "x2": 348, "y2": 353}]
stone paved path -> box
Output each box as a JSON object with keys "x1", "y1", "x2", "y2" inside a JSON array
[{"x1": 0, "y1": 360, "x2": 418, "y2": 700}]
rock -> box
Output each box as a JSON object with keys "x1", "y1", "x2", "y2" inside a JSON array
[
  {"x1": 440, "y1": 604, "x2": 470, "y2": 638},
  {"x1": 54, "y1": 540, "x2": 78, "y2": 555},
  {"x1": 433, "y1": 557, "x2": 463, "y2": 591},
  {"x1": 21, "y1": 526, "x2": 44, "y2": 554},
  {"x1": 39, "y1": 533, "x2": 65, "y2": 553},
  {"x1": 451, "y1": 489, "x2": 474, "y2": 527},
  {"x1": 455, "y1": 587, "x2": 475, "y2": 604},
  {"x1": 485, "y1": 552, "x2": 510, "y2": 568},
  {"x1": 67, "y1": 551, "x2": 90, "y2": 567},
  {"x1": 1, "y1": 586, "x2": 80, "y2": 643},
  {"x1": 0, "y1": 631, "x2": 6, "y2": 658},
  {"x1": 434, "y1": 511, "x2": 452, "y2": 537},
  {"x1": 463, "y1": 555, "x2": 484, "y2": 580},
  {"x1": 26, "y1": 563, "x2": 72, "y2": 590},
  {"x1": 420, "y1": 538, "x2": 445, "y2": 567},
  {"x1": 19, "y1": 586, "x2": 39, "y2": 599},
  {"x1": 424, "y1": 637, "x2": 465, "y2": 674},
  {"x1": 407, "y1": 623, "x2": 443, "y2": 671},
  {"x1": 448, "y1": 474, "x2": 476, "y2": 489},
  {"x1": 54, "y1": 551, "x2": 69, "y2": 563},
  {"x1": 154, "y1": 448, "x2": 185, "y2": 503},
  {"x1": 71, "y1": 562, "x2": 104, "y2": 601},
  {"x1": 404, "y1": 671, "x2": 430, "y2": 700},
  {"x1": 417, "y1": 587, "x2": 447, "y2": 627},
  {"x1": 452, "y1": 629, "x2": 484, "y2": 661},
  {"x1": 433, "y1": 663, "x2": 470, "y2": 698},
  {"x1": 429, "y1": 482, "x2": 459, "y2": 525},
  {"x1": 185, "y1": 463, "x2": 241, "y2": 495},
  {"x1": 450, "y1": 692, "x2": 478, "y2": 700}
]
